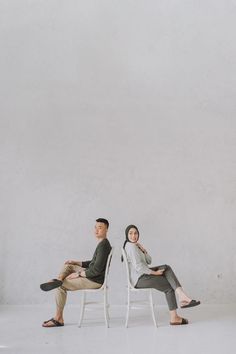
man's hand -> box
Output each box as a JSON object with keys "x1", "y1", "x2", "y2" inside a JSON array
[
  {"x1": 65, "y1": 260, "x2": 79, "y2": 265},
  {"x1": 66, "y1": 272, "x2": 79, "y2": 280}
]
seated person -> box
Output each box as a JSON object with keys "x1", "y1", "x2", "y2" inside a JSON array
[
  {"x1": 123, "y1": 224, "x2": 200, "y2": 325},
  {"x1": 41, "y1": 218, "x2": 111, "y2": 327}
]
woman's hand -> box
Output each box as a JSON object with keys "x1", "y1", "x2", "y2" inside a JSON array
[{"x1": 152, "y1": 269, "x2": 165, "y2": 276}]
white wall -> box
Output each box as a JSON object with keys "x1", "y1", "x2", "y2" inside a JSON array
[{"x1": 0, "y1": 0, "x2": 236, "y2": 305}]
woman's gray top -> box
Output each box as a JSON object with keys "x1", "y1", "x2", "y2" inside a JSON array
[{"x1": 125, "y1": 242, "x2": 152, "y2": 286}]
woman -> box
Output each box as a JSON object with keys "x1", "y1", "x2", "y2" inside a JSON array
[{"x1": 123, "y1": 224, "x2": 200, "y2": 325}]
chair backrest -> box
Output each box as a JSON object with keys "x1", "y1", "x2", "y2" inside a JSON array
[
  {"x1": 121, "y1": 248, "x2": 134, "y2": 289},
  {"x1": 101, "y1": 247, "x2": 113, "y2": 289}
]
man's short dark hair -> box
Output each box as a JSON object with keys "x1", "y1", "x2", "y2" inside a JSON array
[{"x1": 96, "y1": 218, "x2": 109, "y2": 228}]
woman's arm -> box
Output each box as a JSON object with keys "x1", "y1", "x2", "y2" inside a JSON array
[
  {"x1": 136, "y1": 242, "x2": 152, "y2": 264},
  {"x1": 126, "y1": 243, "x2": 152, "y2": 276},
  {"x1": 128, "y1": 243, "x2": 164, "y2": 276}
]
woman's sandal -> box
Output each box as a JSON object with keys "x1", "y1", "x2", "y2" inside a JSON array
[
  {"x1": 180, "y1": 300, "x2": 201, "y2": 309},
  {"x1": 40, "y1": 279, "x2": 62, "y2": 291},
  {"x1": 170, "y1": 318, "x2": 188, "y2": 325},
  {"x1": 42, "y1": 318, "x2": 64, "y2": 327}
]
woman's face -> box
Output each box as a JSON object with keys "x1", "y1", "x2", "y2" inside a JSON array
[{"x1": 128, "y1": 228, "x2": 139, "y2": 243}]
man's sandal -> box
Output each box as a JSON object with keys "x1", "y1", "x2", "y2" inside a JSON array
[
  {"x1": 42, "y1": 318, "x2": 64, "y2": 327},
  {"x1": 40, "y1": 279, "x2": 62, "y2": 291}
]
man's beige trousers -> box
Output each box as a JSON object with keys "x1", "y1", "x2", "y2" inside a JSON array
[{"x1": 56, "y1": 263, "x2": 101, "y2": 310}]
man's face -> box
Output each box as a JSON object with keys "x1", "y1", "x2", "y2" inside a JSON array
[{"x1": 94, "y1": 222, "x2": 108, "y2": 239}]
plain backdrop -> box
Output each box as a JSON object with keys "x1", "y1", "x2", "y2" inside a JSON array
[{"x1": 0, "y1": 0, "x2": 236, "y2": 306}]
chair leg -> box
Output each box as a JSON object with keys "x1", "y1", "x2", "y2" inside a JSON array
[
  {"x1": 149, "y1": 290, "x2": 157, "y2": 327},
  {"x1": 104, "y1": 288, "x2": 109, "y2": 328},
  {"x1": 78, "y1": 291, "x2": 86, "y2": 327},
  {"x1": 125, "y1": 289, "x2": 130, "y2": 328}
]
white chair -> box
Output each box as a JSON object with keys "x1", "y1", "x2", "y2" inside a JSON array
[
  {"x1": 78, "y1": 248, "x2": 113, "y2": 328},
  {"x1": 122, "y1": 248, "x2": 157, "y2": 327}
]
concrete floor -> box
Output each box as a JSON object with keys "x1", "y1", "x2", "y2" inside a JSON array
[{"x1": 0, "y1": 304, "x2": 236, "y2": 354}]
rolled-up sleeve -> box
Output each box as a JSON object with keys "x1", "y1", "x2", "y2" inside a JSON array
[
  {"x1": 82, "y1": 260, "x2": 91, "y2": 268},
  {"x1": 145, "y1": 253, "x2": 152, "y2": 264}
]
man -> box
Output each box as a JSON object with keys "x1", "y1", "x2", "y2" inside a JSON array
[{"x1": 41, "y1": 218, "x2": 111, "y2": 327}]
